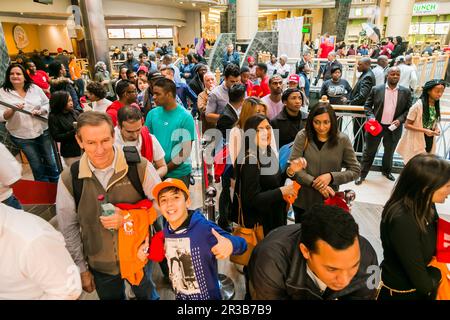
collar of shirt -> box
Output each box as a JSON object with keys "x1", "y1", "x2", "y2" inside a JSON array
[
  {"x1": 385, "y1": 83, "x2": 399, "y2": 91},
  {"x1": 87, "y1": 145, "x2": 118, "y2": 177},
  {"x1": 228, "y1": 103, "x2": 241, "y2": 117},
  {"x1": 306, "y1": 264, "x2": 327, "y2": 293},
  {"x1": 168, "y1": 211, "x2": 193, "y2": 234}
]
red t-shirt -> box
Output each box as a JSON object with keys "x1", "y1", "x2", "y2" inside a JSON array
[
  {"x1": 319, "y1": 41, "x2": 334, "y2": 59},
  {"x1": 29, "y1": 71, "x2": 50, "y2": 97}
]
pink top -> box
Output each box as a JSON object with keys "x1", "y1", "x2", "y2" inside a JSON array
[
  {"x1": 381, "y1": 85, "x2": 399, "y2": 125},
  {"x1": 262, "y1": 94, "x2": 284, "y2": 120}
]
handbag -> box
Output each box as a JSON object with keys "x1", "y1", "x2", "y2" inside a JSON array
[{"x1": 230, "y1": 155, "x2": 264, "y2": 266}]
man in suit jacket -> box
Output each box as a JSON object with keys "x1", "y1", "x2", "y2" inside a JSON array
[
  {"x1": 314, "y1": 51, "x2": 342, "y2": 85},
  {"x1": 216, "y1": 83, "x2": 246, "y2": 232},
  {"x1": 216, "y1": 83, "x2": 246, "y2": 141},
  {"x1": 356, "y1": 67, "x2": 411, "y2": 184},
  {"x1": 348, "y1": 57, "x2": 376, "y2": 153}
]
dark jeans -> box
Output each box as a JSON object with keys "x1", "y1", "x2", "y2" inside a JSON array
[
  {"x1": 218, "y1": 174, "x2": 231, "y2": 229},
  {"x1": 2, "y1": 194, "x2": 22, "y2": 210},
  {"x1": 424, "y1": 134, "x2": 434, "y2": 153},
  {"x1": 74, "y1": 78, "x2": 85, "y2": 97},
  {"x1": 360, "y1": 125, "x2": 402, "y2": 177},
  {"x1": 91, "y1": 262, "x2": 158, "y2": 300},
  {"x1": 10, "y1": 130, "x2": 60, "y2": 183},
  {"x1": 352, "y1": 116, "x2": 365, "y2": 154},
  {"x1": 293, "y1": 206, "x2": 306, "y2": 224}
]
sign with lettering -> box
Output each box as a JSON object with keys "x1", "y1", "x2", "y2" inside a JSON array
[{"x1": 413, "y1": 2, "x2": 438, "y2": 14}]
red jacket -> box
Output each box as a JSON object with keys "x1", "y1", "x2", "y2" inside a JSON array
[
  {"x1": 140, "y1": 126, "x2": 154, "y2": 163},
  {"x1": 250, "y1": 76, "x2": 270, "y2": 98},
  {"x1": 106, "y1": 100, "x2": 124, "y2": 127}
]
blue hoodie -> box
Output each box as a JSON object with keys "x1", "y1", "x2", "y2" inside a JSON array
[{"x1": 163, "y1": 210, "x2": 247, "y2": 300}]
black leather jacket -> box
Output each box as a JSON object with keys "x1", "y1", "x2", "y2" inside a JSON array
[{"x1": 248, "y1": 224, "x2": 379, "y2": 300}]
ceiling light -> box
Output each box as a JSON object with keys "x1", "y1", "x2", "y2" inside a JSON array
[{"x1": 192, "y1": 3, "x2": 196, "y2": 7}]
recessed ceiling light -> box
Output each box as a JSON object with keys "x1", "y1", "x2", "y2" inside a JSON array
[
  {"x1": 192, "y1": 3, "x2": 196, "y2": 7},
  {"x1": 180, "y1": 1, "x2": 183, "y2": 3}
]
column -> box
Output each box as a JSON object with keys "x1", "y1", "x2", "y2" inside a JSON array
[
  {"x1": 311, "y1": 9, "x2": 323, "y2": 39},
  {"x1": 79, "y1": 0, "x2": 110, "y2": 73},
  {"x1": 385, "y1": 0, "x2": 414, "y2": 38},
  {"x1": 236, "y1": 0, "x2": 258, "y2": 43},
  {"x1": 375, "y1": 0, "x2": 387, "y2": 34},
  {"x1": 0, "y1": 23, "x2": 10, "y2": 86}
]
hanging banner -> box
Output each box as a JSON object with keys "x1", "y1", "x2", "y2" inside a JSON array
[{"x1": 277, "y1": 17, "x2": 303, "y2": 60}]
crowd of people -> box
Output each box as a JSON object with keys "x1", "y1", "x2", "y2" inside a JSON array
[{"x1": 0, "y1": 32, "x2": 449, "y2": 301}]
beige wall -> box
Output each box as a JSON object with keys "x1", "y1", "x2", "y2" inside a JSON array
[
  {"x1": 38, "y1": 25, "x2": 72, "y2": 53},
  {"x1": 103, "y1": 0, "x2": 186, "y2": 21},
  {"x1": 310, "y1": 9, "x2": 323, "y2": 39},
  {"x1": 0, "y1": 0, "x2": 71, "y2": 14},
  {"x1": 178, "y1": 11, "x2": 201, "y2": 47}
]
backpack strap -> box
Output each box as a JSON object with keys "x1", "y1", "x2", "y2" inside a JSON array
[
  {"x1": 123, "y1": 146, "x2": 146, "y2": 200},
  {"x1": 70, "y1": 148, "x2": 146, "y2": 210},
  {"x1": 70, "y1": 161, "x2": 83, "y2": 211}
]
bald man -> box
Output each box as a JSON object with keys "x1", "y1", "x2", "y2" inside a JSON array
[
  {"x1": 348, "y1": 57, "x2": 376, "y2": 153},
  {"x1": 372, "y1": 55, "x2": 389, "y2": 86},
  {"x1": 355, "y1": 66, "x2": 411, "y2": 185},
  {"x1": 314, "y1": 51, "x2": 342, "y2": 85}
]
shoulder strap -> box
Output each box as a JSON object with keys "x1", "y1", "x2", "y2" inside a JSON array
[
  {"x1": 70, "y1": 161, "x2": 83, "y2": 211},
  {"x1": 71, "y1": 149, "x2": 146, "y2": 210},
  {"x1": 123, "y1": 146, "x2": 146, "y2": 199},
  {"x1": 127, "y1": 162, "x2": 146, "y2": 200}
]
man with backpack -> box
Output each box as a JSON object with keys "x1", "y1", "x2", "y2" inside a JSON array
[{"x1": 56, "y1": 111, "x2": 161, "y2": 300}]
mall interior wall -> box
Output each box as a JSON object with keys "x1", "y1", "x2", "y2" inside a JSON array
[
  {"x1": 178, "y1": 11, "x2": 202, "y2": 48},
  {"x1": 1, "y1": 22, "x2": 72, "y2": 55},
  {"x1": 0, "y1": 0, "x2": 72, "y2": 15}
]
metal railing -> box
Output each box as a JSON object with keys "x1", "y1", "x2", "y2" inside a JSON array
[
  {"x1": 279, "y1": 53, "x2": 449, "y2": 92},
  {"x1": 0, "y1": 99, "x2": 64, "y2": 176},
  {"x1": 333, "y1": 105, "x2": 450, "y2": 170}
]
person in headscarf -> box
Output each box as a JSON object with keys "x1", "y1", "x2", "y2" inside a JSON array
[
  {"x1": 188, "y1": 63, "x2": 208, "y2": 96},
  {"x1": 94, "y1": 61, "x2": 114, "y2": 99}
]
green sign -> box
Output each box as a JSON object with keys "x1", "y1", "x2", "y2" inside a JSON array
[
  {"x1": 302, "y1": 27, "x2": 310, "y2": 33},
  {"x1": 413, "y1": 3, "x2": 438, "y2": 14}
]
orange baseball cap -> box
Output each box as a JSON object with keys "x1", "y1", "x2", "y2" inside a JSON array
[{"x1": 152, "y1": 178, "x2": 190, "y2": 201}]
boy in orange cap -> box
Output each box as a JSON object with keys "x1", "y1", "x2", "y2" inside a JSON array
[{"x1": 139, "y1": 178, "x2": 247, "y2": 300}]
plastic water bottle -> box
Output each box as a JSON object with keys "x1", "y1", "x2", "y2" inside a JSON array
[{"x1": 98, "y1": 194, "x2": 115, "y2": 232}]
